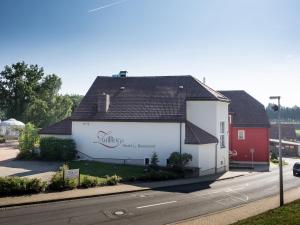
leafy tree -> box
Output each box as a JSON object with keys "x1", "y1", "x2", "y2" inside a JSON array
[
  {"x1": 18, "y1": 123, "x2": 39, "y2": 159},
  {"x1": 25, "y1": 95, "x2": 73, "y2": 128},
  {"x1": 266, "y1": 104, "x2": 300, "y2": 122},
  {"x1": 0, "y1": 110, "x2": 5, "y2": 120},
  {"x1": 0, "y1": 62, "x2": 79, "y2": 128},
  {"x1": 0, "y1": 62, "x2": 61, "y2": 122},
  {"x1": 67, "y1": 94, "x2": 83, "y2": 112}
]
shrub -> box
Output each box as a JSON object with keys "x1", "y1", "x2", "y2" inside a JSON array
[
  {"x1": 40, "y1": 137, "x2": 76, "y2": 161},
  {"x1": 150, "y1": 152, "x2": 159, "y2": 170},
  {"x1": 48, "y1": 165, "x2": 78, "y2": 191},
  {"x1": 0, "y1": 135, "x2": 5, "y2": 143},
  {"x1": 168, "y1": 152, "x2": 193, "y2": 172},
  {"x1": 80, "y1": 176, "x2": 98, "y2": 188},
  {"x1": 16, "y1": 151, "x2": 38, "y2": 160},
  {"x1": 105, "y1": 175, "x2": 122, "y2": 185},
  {"x1": 271, "y1": 152, "x2": 277, "y2": 160},
  {"x1": 18, "y1": 123, "x2": 39, "y2": 159},
  {"x1": 0, "y1": 176, "x2": 46, "y2": 196}
]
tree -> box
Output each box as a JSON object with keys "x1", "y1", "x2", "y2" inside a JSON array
[
  {"x1": 25, "y1": 95, "x2": 73, "y2": 128},
  {"x1": 0, "y1": 62, "x2": 80, "y2": 128},
  {"x1": 150, "y1": 152, "x2": 159, "y2": 170},
  {"x1": 266, "y1": 104, "x2": 300, "y2": 122},
  {"x1": 67, "y1": 94, "x2": 83, "y2": 112},
  {"x1": 0, "y1": 62, "x2": 61, "y2": 122},
  {"x1": 18, "y1": 123, "x2": 39, "y2": 159}
]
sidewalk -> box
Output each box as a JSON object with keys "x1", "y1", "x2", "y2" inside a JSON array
[
  {"x1": 172, "y1": 187, "x2": 300, "y2": 225},
  {"x1": 0, "y1": 170, "x2": 250, "y2": 208}
]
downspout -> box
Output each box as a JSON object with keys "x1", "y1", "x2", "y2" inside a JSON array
[
  {"x1": 215, "y1": 143, "x2": 218, "y2": 174},
  {"x1": 179, "y1": 122, "x2": 182, "y2": 155}
]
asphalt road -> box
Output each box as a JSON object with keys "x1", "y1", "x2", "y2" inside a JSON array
[{"x1": 1, "y1": 162, "x2": 300, "y2": 225}]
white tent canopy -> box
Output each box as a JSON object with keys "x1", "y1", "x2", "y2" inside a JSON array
[
  {"x1": 0, "y1": 118, "x2": 25, "y2": 138},
  {"x1": 1, "y1": 118, "x2": 25, "y2": 127}
]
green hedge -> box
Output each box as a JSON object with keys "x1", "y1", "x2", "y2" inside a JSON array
[
  {"x1": 0, "y1": 177, "x2": 46, "y2": 196},
  {"x1": 40, "y1": 137, "x2": 77, "y2": 161}
]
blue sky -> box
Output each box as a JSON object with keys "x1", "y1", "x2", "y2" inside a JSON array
[{"x1": 1, "y1": 0, "x2": 300, "y2": 106}]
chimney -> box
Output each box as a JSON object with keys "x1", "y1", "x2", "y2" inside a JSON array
[{"x1": 97, "y1": 93, "x2": 110, "y2": 113}]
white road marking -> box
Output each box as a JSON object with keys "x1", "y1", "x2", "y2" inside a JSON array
[{"x1": 136, "y1": 201, "x2": 177, "y2": 209}]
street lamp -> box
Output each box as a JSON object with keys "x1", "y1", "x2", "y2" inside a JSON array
[{"x1": 270, "y1": 96, "x2": 283, "y2": 206}]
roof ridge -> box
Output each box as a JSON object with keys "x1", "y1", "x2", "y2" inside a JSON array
[
  {"x1": 96, "y1": 75, "x2": 193, "y2": 78},
  {"x1": 192, "y1": 77, "x2": 230, "y2": 102}
]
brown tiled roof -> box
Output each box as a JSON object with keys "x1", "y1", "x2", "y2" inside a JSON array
[
  {"x1": 270, "y1": 124, "x2": 297, "y2": 140},
  {"x1": 219, "y1": 90, "x2": 270, "y2": 128},
  {"x1": 71, "y1": 75, "x2": 229, "y2": 121},
  {"x1": 39, "y1": 118, "x2": 72, "y2": 135},
  {"x1": 185, "y1": 121, "x2": 218, "y2": 144}
]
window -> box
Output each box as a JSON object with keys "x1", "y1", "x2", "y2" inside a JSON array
[
  {"x1": 220, "y1": 121, "x2": 225, "y2": 134},
  {"x1": 220, "y1": 121, "x2": 226, "y2": 148},
  {"x1": 220, "y1": 135, "x2": 225, "y2": 148},
  {"x1": 145, "y1": 158, "x2": 150, "y2": 166},
  {"x1": 238, "y1": 130, "x2": 245, "y2": 140}
]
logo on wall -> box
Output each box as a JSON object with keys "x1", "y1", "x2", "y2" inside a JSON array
[
  {"x1": 93, "y1": 130, "x2": 156, "y2": 149},
  {"x1": 94, "y1": 131, "x2": 124, "y2": 148}
]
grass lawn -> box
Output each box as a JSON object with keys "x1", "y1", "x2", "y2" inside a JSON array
[
  {"x1": 232, "y1": 200, "x2": 300, "y2": 225},
  {"x1": 68, "y1": 160, "x2": 146, "y2": 182}
]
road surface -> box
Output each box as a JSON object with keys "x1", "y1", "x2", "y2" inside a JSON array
[{"x1": 0, "y1": 161, "x2": 300, "y2": 225}]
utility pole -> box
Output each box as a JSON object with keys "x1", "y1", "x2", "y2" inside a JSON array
[{"x1": 270, "y1": 96, "x2": 283, "y2": 206}]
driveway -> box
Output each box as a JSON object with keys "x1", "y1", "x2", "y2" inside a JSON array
[{"x1": 0, "y1": 141, "x2": 61, "y2": 181}]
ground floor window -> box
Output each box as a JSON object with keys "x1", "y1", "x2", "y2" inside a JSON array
[{"x1": 220, "y1": 135, "x2": 225, "y2": 148}]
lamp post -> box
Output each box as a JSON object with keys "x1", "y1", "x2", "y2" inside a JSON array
[{"x1": 270, "y1": 96, "x2": 283, "y2": 206}]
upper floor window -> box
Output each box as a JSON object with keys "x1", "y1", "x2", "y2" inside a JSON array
[
  {"x1": 238, "y1": 130, "x2": 245, "y2": 140},
  {"x1": 220, "y1": 121, "x2": 225, "y2": 148},
  {"x1": 220, "y1": 121, "x2": 225, "y2": 134}
]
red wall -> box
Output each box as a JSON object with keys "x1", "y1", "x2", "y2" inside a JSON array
[{"x1": 229, "y1": 126, "x2": 269, "y2": 163}]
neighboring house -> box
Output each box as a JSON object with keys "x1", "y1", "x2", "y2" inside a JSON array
[
  {"x1": 40, "y1": 74, "x2": 230, "y2": 176},
  {"x1": 270, "y1": 124, "x2": 300, "y2": 157},
  {"x1": 219, "y1": 91, "x2": 270, "y2": 169}
]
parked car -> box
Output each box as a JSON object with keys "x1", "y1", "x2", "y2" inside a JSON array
[{"x1": 293, "y1": 162, "x2": 300, "y2": 176}]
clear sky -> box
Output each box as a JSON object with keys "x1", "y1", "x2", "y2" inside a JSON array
[{"x1": 1, "y1": 0, "x2": 300, "y2": 106}]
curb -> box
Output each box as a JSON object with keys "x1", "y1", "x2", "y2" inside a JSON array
[{"x1": 0, "y1": 174, "x2": 246, "y2": 209}]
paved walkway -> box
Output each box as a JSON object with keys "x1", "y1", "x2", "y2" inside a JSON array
[
  {"x1": 173, "y1": 186, "x2": 300, "y2": 225},
  {"x1": 0, "y1": 170, "x2": 251, "y2": 208},
  {"x1": 0, "y1": 141, "x2": 61, "y2": 181}
]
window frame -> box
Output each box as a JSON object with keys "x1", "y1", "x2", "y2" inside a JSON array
[{"x1": 238, "y1": 130, "x2": 245, "y2": 140}]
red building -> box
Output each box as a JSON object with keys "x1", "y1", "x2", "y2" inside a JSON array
[{"x1": 220, "y1": 91, "x2": 270, "y2": 169}]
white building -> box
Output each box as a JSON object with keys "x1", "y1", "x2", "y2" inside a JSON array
[{"x1": 40, "y1": 74, "x2": 230, "y2": 176}]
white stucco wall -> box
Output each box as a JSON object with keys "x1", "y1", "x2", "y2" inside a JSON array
[
  {"x1": 216, "y1": 101, "x2": 230, "y2": 171},
  {"x1": 186, "y1": 100, "x2": 229, "y2": 171},
  {"x1": 198, "y1": 144, "x2": 217, "y2": 175},
  {"x1": 186, "y1": 101, "x2": 217, "y2": 135},
  {"x1": 72, "y1": 121, "x2": 183, "y2": 167},
  {"x1": 72, "y1": 121, "x2": 218, "y2": 172}
]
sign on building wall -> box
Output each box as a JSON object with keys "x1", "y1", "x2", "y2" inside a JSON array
[
  {"x1": 93, "y1": 130, "x2": 156, "y2": 150},
  {"x1": 64, "y1": 169, "x2": 80, "y2": 180}
]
